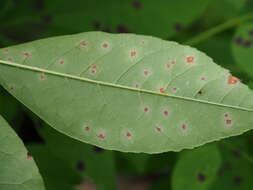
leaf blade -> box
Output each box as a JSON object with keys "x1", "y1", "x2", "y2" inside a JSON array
[
  {"x1": 0, "y1": 115, "x2": 45, "y2": 190},
  {"x1": 0, "y1": 32, "x2": 253, "y2": 153}
]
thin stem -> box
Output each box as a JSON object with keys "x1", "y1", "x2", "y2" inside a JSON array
[{"x1": 185, "y1": 11, "x2": 253, "y2": 46}]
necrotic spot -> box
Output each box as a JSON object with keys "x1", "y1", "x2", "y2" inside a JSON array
[
  {"x1": 132, "y1": 0, "x2": 142, "y2": 9},
  {"x1": 93, "y1": 21, "x2": 101, "y2": 29},
  {"x1": 81, "y1": 41, "x2": 87, "y2": 47},
  {"x1": 226, "y1": 119, "x2": 232, "y2": 125},
  {"x1": 93, "y1": 146, "x2": 104, "y2": 153},
  {"x1": 131, "y1": 51, "x2": 136, "y2": 57},
  {"x1": 249, "y1": 30, "x2": 253, "y2": 36},
  {"x1": 186, "y1": 56, "x2": 194, "y2": 63},
  {"x1": 160, "y1": 88, "x2": 165, "y2": 93},
  {"x1": 126, "y1": 132, "x2": 132, "y2": 137},
  {"x1": 172, "y1": 87, "x2": 178, "y2": 93},
  {"x1": 76, "y1": 161, "x2": 85, "y2": 171},
  {"x1": 232, "y1": 151, "x2": 240, "y2": 158},
  {"x1": 163, "y1": 110, "x2": 168, "y2": 116},
  {"x1": 227, "y1": 75, "x2": 240, "y2": 85},
  {"x1": 144, "y1": 70, "x2": 149, "y2": 76},
  {"x1": 156, "y1": 127, "x2": 162, "y2": 132},
  {"x1": 117, "y1": 24, "x2": 129, "y2": 33},
  {"x1": 102, "y1": 43, "x2": 108, "y2": 48},
  {"x1": 174, "y1": 23, "x2": 183, "y2": 31},
  {"x1": 26, "y1": 154, "x2": 33, "y2": 160},
  {"x1": 234, "y1": 176, "x2": 242, "y2": 185},
  {"x1": 181, "y1": 123, "x2": 186, "y2": 130},
  {"x1": 201, "y1": 77, "x2": 206, "y2": 81},
  {"x1": 166, "y1": 63, "x2": 170, "y2": 70},
  {"x1": 144, "y1": 107, "x2": 149, "y2": 112},
  {"x1": 98, "y1": 133, "x2": 105, "y2": 139},
  {"x1": 235, "y1": 37, "x2": 243, "y2": 45},
  {"x1": 198, "y1": 173, "x2": 206, "y2": 182},
  {"x1": 244, "y1": 40, "x2": 252, "y2": 48},
  {"x1": 84, "y1": 126, "x2": 90, "y2": 131},
  {"x1": 24, "y1": 52, "x2": 31, "y2": 57}
]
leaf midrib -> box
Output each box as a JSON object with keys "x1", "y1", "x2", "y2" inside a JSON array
[{"x1": 0, "y1": 59, "x2": 252, "y2": 113}]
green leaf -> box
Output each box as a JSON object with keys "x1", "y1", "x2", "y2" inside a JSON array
[
  {"x1": 209, "y1": 139, "x2": 253, "y2": 189},
  {"x1": 36, "y1": 123, "x2": 116, "y2": 190},
  {"x1": 116, "y1": 151, "x2": 175, "y2": 176},
  {"x1": 42, "y1": 0, "x2": 209, "y2": 38},
  {"x1": 172, "y1": 144, "x2": 221, "y2": 190},
  {"x1": 0, "y1": 32, "x2": 253, "y2": 153},
  {"x1": 27, "y1": 144, "x2": 81, "y2": 190},
  {"x1": 0, "y1": 115, "x2": 45, "y2": 190},
  {"x1": 0, "y1": 86, "x2": 20, "y2": 123},
  {"x1": 232, "y1": 23, "x2": 253, "y2": 79}
]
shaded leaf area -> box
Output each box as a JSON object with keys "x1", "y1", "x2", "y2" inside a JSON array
[
  {"x1": 116, "y1": 151, "x2": 175, "y2": 177},
  {"x1": 0, "y1": 115, "x2": 45, "y2": 190},
  {"x1": 232, "y1": 23, "x2": 253, "y2": 79},
  {"x1": 148, "y1": 178, "x2": 171, "y2": 190},
  {"x1": 0, "y1": 86, "x2": 20, "y2": 124},
  {"x1": 42, "y1": 0, "x2": 209, "y2": 38},
  {"x1": 1, "y1": 32, "x2": 253, "y2": 153},
  {"x1": 202, "y1": 0, "x2": 245, "y2": 26},
  {"x1": 0, "y1": 0, "x2": 47, "y2": 46},
  {"x1": 26, "y1": 144, "x2": 81, "y2": 190},
  {"x1": 34, "y1": 123, "x2": 116, "y2": 190},
  {"x1": 171, "y1": 144, "x2": 221, "y2": 190},
  {"x1": 0, "y1": 0, "x2": 209, "y2": 43},
  {"x1": 209, "y1": 138, "x2": 253, "y2": 189},
  {"x1": 196, "y1": 34, "x2": 252, "y2": 83}
]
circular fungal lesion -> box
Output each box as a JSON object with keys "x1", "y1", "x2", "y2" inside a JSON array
[{"x1": 39, "y1": 73, "x2": 46, "y2": 80}]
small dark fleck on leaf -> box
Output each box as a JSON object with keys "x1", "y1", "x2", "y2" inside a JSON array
[
  {"x1": 93, "y1": 21, "x2": 101, "y2": 30},
  {"x1": 198, "y1": 173, "x2": 206, "y2": 182},
  {"x1": 249, "y1": 30, "x2": 253, "y2": 36},
  {"x1": 117, "y1": 24, "x2": 129, "y2": 33},
  {"x1": 132, "y1": 0, "x2": 142, "y2": 9},
  {"x1": 76, "y1": 161, "x2": 85, "y2": 171},
  {"x1": 174, "y1": 23, "x2": 183, "y2": 31},
  {"x1": 103, "y1": 27, "x2": 111, "y2": 33},
  {"x1": 235, "y1": 37, "x2": 243, "y2": 45},
  {"x1": 244, "y1": 40, "x2": 252, "y2": 48},
  {"x1": 93, "y1": 146, "x2": 104, "y2": 153},
  {"x1": 233, "y1": 151, "x2": 240, "y2": 158},
  {"x1": 234, "y1": 176, "x2": 242, "y2": 185}
]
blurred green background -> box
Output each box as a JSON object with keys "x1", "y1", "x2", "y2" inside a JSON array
[{"x1": 1, "y1": 0, "x2": 253, "y2": 189}]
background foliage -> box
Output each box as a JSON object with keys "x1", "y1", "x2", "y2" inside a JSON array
[{"x1": 1, "y1": 0, "x2": 253, "y2": 189}]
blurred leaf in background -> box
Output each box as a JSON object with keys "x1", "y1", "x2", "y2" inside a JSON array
[
  {"x1": 232, "y1": 23, "x2": 253, "y2": 79},
  {"x1": 27, "y1": 144, "x2": 81, "y2": 190},
  {"x1": 171, "y1": 144, "x2": 221, "y2": 190},
  {"x1": 1, "y1": 0, "x2": 253, "y2": 189},
  {"x1": 34, "y1": 123, "x2": 116, "y2": 190}
]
